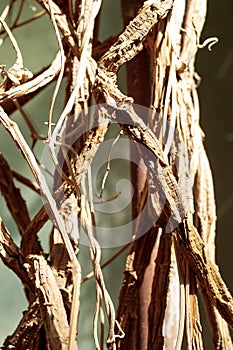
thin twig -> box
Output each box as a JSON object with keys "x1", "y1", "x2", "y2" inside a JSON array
[
  {"x1": 12, "y1": 170, "x2": 41, "y2": 194},
  {"x1": 0, "y1": 107, "x2": 77, "y2": 266},
  {"x1": 13, "y1": 99, "x2": 45, "y2": 148},
  {"x1": 0, "y1": 17, "x2": 23, "y2": 68},
  {"x1": 98, "y1": 131, "x2": 122, "y2": 199},
  {"x1": 47, "y1": 0, "x2": 66, "y2": 140},
  {"x1": 10, "y1": 0, "x2": 25, "y2": 30},
  {"x1": 0, "y1": 51, "x2": 61, "y2": 101},
  {"x1": 3, "y1": 10, "x2": 46, "y2": 32}
]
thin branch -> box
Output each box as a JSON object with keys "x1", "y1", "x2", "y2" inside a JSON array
[
  {"x1": 0, "y1": 217, "x2": 32, "y2": 288},
  {"x1": 47, "y1": 0, "x2": 66, "y2": 140},
  {"x1": 21, "y1": 205, "x2": 49, "y2": 256},
  {"x1": 0, "y1": 107, "x2": 78, "y2": 275},
  {"x1": 13, "y1": 99, "x2": 46, "y2": 148},
  {"x1": 12, "y1": 170, "x2": 41, "y2": 194},
  {"x1": 98, "y1": 131, "x2": 122, "y2": 199},
  {"x1": 0, "y1": 153, "x2": 31, "y2": 235},
  {"x1": 0, "y1": 1, "x2": 14, "y2": 22},
  {"x1": 0, "y1": 17, "x2": 23, "y2": 68},
  {"x1": 0, "y1": 62, "x2": 60, "y2": 114},
  {"x1": 9, "y1": 0, "x2": 25, "y2": 30},
  {"x1": 2, "y1": 10, "x2": 46, "y2": 31},
  {"x1": 0, "y1": 51, "x2": 61, "y2": 102}
]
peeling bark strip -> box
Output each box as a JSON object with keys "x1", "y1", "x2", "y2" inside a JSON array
[
  {"x1": 27, "y1": 255, "x2": 70, "y2": 349},
  {"x1": 147, "y1": 233, "x2": 173, "y2": 349},
  {"x1": 177, "y1": 220, "x2": 233, "y2": 328},
  {"x1": 2, "y1": 300, "x2": 42, "y2": 350},
  {"x1": 99, "y1": 0, "x2": 173, "y2": 77},
  {"x1": 97, "y1": 102, "x2": 233, "y2": 330}
]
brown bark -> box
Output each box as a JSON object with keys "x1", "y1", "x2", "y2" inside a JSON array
[{"x1": 120, "y1": 2, "x2": 153, "y2": 348}]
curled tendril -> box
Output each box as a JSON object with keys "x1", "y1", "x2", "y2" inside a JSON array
[{"x1": 198, "y1": 37, "x2": 219, "y2": 51}]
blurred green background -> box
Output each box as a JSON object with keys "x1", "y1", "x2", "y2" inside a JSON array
[{"x1": 0, "y1": 0, "x2": 232, "y2": 348}]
